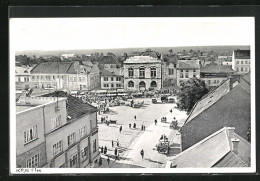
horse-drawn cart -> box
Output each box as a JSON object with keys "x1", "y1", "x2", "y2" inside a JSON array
[{"x1": 156, "y1": 135, "x2": 169, "y2": 154}]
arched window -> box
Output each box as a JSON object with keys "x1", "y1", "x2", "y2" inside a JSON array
[
  {"x1": 151, "y1": 67, "x2": 156, "y2": 78},
  {"x1": 151, "y1": 81, "x2": 157, "y2": 87},
  {"x1": 139, "y1": 67, "x2": 145, "y2": 78},
  {"x1": 139, "y1": 81, "x2": 146, "y2": 88},
  {"x1": 128, "y1": 68, "x2": 134, "y2": 77},
  {"x1": 128, "y1": 81, "x2": 134, "y2": 87}
]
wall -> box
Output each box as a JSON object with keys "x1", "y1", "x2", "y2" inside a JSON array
[
  {"x1": 101, "y1": 75, "x2": 123, "y2": 90},
  {"x1": 16, "y1": 106, "x2": 46, "y2": 156},
  {"x1": 176, "y1": 69, "x2": 200, "y2": 86},
  {"x1": 16, "y1": 142, "x2": 47, "y2": 168},
  {"x1": 123, "y1": 62, "x2": 162, "y2": 91},
  {"x1": 45, "y1": 112, "x2": 97, "y2": 165}
]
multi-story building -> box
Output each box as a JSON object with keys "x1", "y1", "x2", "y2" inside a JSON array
[
  {"x1": 161, "y1": 55, "x2": 178, "y2": 88},
  {"x1": 30, "y1": 61, "x2": 100, "y2": 91},
  {"x1": 15, "y1": 66, "x2": 33, "y2": 90},
  {"x1": 176, "y1": 60, "x2": 200, "y2": 86},
  {"x1": 99, "y1": 56, "x2": 122, "y2": 76},
  {"x1": 232, "y1": 50, "x2": 250, "y2": 74},
  {"x1": 100, "y1": 69, "x2": 124, "y2": 90},
  {"x1": 200, "y1": 65, "x2": 234, "y2": 87},
  {"x1": 16, "y1": 91, "x2": 100, "y2": 168},
  {"x1": 16, "y1": 96, "x2": 67, "y2": 168},
  {"x1": 41, "y1": 91, "x2": 100, "y2": 168},
  {"x1": 123, "y1": 56, "x2": 162, "y2": 91}
]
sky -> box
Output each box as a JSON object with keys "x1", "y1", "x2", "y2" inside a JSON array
[{"x1": 10, "y1": 17, "x2": 254, "y2": 51}]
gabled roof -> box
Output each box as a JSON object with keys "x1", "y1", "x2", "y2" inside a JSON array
[
  {"x1": 234, "y1": 50, "x2": 250, "y2": 59},
  {"x1": 101, "y1": 69, "x2": 121, "y2": 76},
  {"x1": 15, "y1": 66, "x2": 33, "y2": 75},
  {"x1": 41, "y1": 91, "x2": 98, "y2": 120},
  {"x1": 169, "y1": 127, "x2": 250, "y2": 168},
  {"x1": 31, "y1": 62, "x2": 73, "y2": 74},
  {"x1": 185, "y1": 79, "x2": 230, "y2": 124},
  {"x1": 200, "y1": 64, "x2": 234, "y2": 74},
  {"x1": 99, "y1": 56, "x2": 119, "y2": 64},
  {"x1": 177, "y1": 60, "x2": 200, "y2": 69}
]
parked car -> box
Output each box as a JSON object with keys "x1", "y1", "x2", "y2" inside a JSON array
[
  {"x1": 168, "y1": 96, "x2": 175, "y2": 103},
  {"x1": 152, "y1": 98, "x2": 157, "y2": 104}
]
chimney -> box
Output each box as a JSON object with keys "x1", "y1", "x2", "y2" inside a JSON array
[{"x1": 231, "y1": 138, "x2": 240, "y2": 155}]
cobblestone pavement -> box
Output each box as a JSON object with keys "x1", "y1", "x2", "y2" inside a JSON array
[{"x1": 96, "y1": 98, "x2": 188, "y2": 168}]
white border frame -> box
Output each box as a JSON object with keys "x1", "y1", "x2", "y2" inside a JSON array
[{"x1": 9, "y1": 17, "x2": 256, "y2": 174}]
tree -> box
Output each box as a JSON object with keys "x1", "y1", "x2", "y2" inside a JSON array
[{"x1": 177, "y1": 77, "x2": 209, "y2": 114}]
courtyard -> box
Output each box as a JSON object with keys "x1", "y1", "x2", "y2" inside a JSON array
[{"x1": 94, "y1": 97, "x2": 188, "y2": 168}]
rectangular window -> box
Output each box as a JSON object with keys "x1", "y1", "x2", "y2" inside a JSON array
[
  {"x1": 24, "y1": 125, "x2": 38, "y2": 144},
  {"x1": 79, "y1": 77, "x2": 82, "y2": 82},
  {"x1": 70, "y1": 77, "x2": 73, "y2": 81},
  {"x1": 81, "y1": 146, "x2": 89, "y2": 162},
  {"x1": 214, "y1": 80, "x2": 217, "y2": 83},
  {"x1": 69, "y1": 153, "x2": 78, "y2": 168},
  {"x1": 111, "y1": 77, "x2": 114, "y2": 81},
  {"x1": 32, "y1": 76, "x2": 35, "y2": 80},
  {"x1": 26, "y1": 154, "x2": 40, "y2": 168},
  {"x1": 79, "y1": 126, "x2": 87, "y2": 138},
  {"x1": 169, "y1": 68, "x2": 174, "y2": 75},
  {"x1": 93, "y1": 139, "x2": 97, "y2": 153},
  {"x1": 41, "y1": 76, "x2": 43, "y2": 80},
  {"x1": 185, "y1": 70, "x2": 189, "y2": 78},
  {"x1": 51, "y1": 115, "x2": 62, "y2": 130},
  {"x1": 116, "y1": 77, "x2": 121, "y2": 81},
  {"x1": 83, "y1": 77, "x2": 85, "y2": 81},
  {"x1": 241, "y1": 61, "x2": 243, "y2": 64},
  {"x1": 104, "y1": 77, "x2": 108, "y2": 81},
  {"x1": 104, "y1": 83, "x2": 109, "y2": 88},
  {"x1": 245, "y1": 61, "x2": 248, "y2": 64},
  {"x1": 68, "y1": 132, "x2": 76, "y2": 146},
  {"x1": 237, "y1": 67, "x2": 239, "y2": 72},
  {"x1": 111, "y1": 83, "x2": 114, "y2": 88},
  {"x1": 116, "y1": 84, "x2": 121, "y2": 88},
  {"x1": 237, "y1": 61, "x2": 239, "y2": 64},
  {"x1": 245, "y1": 67, "x2": 248, "y2": 72},
  {"x1": 74, "y1": 77, "x2": 76, "y2": 81},
  {"x1": 53, "y1": 140, "x2": 63, "y2": 156},
  {"x1": 180, "y1": 72, "x2": 184, "y2": 78},
  {"x1": 241, "y1": 67, "x2": 244, "y2": 72}
]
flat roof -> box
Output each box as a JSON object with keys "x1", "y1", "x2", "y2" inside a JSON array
[{"x1": 16, "y1": 105, "x2": 37, "y2": 113}]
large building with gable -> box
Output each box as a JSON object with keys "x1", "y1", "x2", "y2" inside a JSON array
[
  {"x1": 30, "y1": 61, "x2": 100, "y2": 91},
  {"x1": 123, "y1": 55, "x2": 162, "y2": 91}
]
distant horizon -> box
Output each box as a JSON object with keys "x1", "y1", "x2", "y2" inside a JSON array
[{"x1": 16, "y1": 45, "x2": 251, "y2": 56}]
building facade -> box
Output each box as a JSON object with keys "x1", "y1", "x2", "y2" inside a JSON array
[
  {"x1": 16, "y1": 96, "x2": 67, "y2": 168},
  {"x1": 161, "y1": 55, "x2": 178, "y2": 88},
  {"x1": 200, "y1": 65, "x2": 234, "y2": 87},
  {"x1": 30, "y1": 61, "x2": 100, "y2": 91},
  {"x1": 15, "y1": 66, "x2": 33, "y2": 90},
  {"x1": 123, "y1": 56, "x2": 162, "y2": 91},
  {"x1": 176, "y1": 60, "x2": 200, "y2": 86},
  {"x1": 100, "y1": 69, "x2": 124, "y2": 90},
  {"x1": 16, "y1": 92, "x2": 100, "y2": 168},
  {"x1": 232, "y1": 50, "x2": 250, "y2": 74}
]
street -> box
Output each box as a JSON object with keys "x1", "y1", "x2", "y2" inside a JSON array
[{"x1": 95, "y1": 98, "x2": 188, "y2": 168}]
